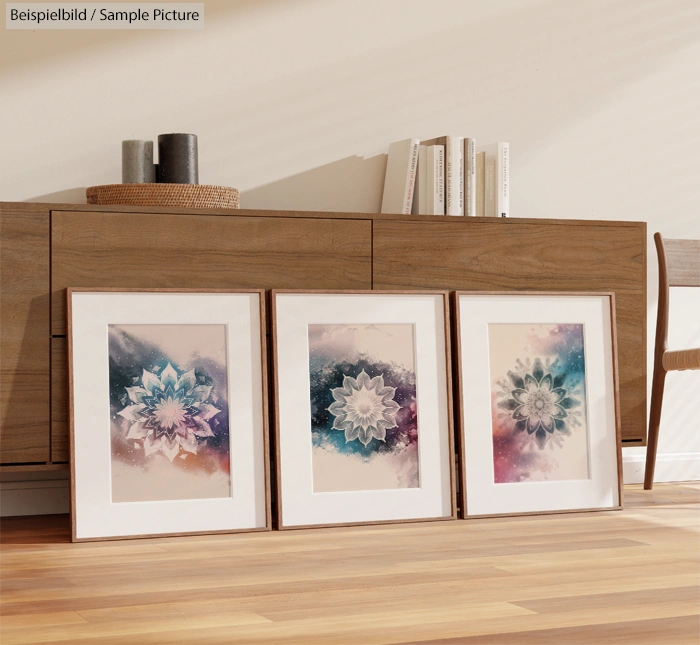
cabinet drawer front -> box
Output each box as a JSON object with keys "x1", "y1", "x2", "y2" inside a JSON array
[
  {"x1": 373, "y1": 219, "x2": 645, "y2": 292},
  {"x1": 52, "y1": 211, "x2": 372, "y2": 334}
]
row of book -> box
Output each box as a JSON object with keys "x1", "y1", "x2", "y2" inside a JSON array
[{"x1": 380, "y1": 137, "x2": 509, "y2": 217}]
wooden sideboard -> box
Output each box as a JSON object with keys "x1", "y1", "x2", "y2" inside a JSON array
[{"x1": 0, "y1": 202, "x2": 647, "y2": 470}]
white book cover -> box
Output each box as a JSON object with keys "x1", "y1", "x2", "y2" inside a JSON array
[
  {"x1": 463, "y1": 138, "x2": 476, "y2": 217},
  {"x1": 446, "y1": 136, "x2": 464, "y2": 216},
  {"x1": 498, "y1": 142, "x2": 510, "y2": 218},
  {"x1": 426, "y1": 145, "x2": 445, "y2": 215},
  {"x1": 436, "y1": 146, "x2": 445, "y2": 215},
  {"x1": 475, "y1": 151, "x2": 485, "y2": 217},
  {"x1": 412, "y1": 145, "x2": 428, "y2": 215},
  {"x1": 478, "y1": 142, "x2": 509, "y2": 217},
  {"x1": 381, "y1": 138, "x2": 420, "y2": 214},
  {"x1": 484, "y1": 157, "x2": 496, "y2": 218}
]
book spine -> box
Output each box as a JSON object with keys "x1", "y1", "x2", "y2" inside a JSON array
[
  {"x1": 403, "y1": 140, "x2": 420, "y2": 214},
  {"x1": 424, "y1": 146, "x2": 433, "y2": 215},
  {"x1": 417, "y1": 145, "x2": 427, "y2": 215},
  {"x1": 475, "y1": 151, "x2": 485, "y2": 216},
  {"x1": 426, "y1": 145, "x2": 444, "y2": 215},
  {"x1": 435, "y1": 145, "x2": 445, "y2": 215},
  {"x1": 464, "y1": 138, "x2": 476, "y2": 217},
  {"x1": 445, "y1": 136, "x2": 464, "y2": 216},
  {"x1": 485, "y1": 157, "x2": 496, "y2": 217},
  {"x1": 497, "y1": 142, "x2": 509, "y2": 218}
]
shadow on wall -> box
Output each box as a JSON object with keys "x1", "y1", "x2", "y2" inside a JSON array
[
  {"x1": 26, "y1": 188, "x2": 88, "y2": 204},
  {"x1": 24, "y1": 154, "x2": 388, "y2": 211},
  {"x1": 11, "y1": 0, "x2": 700, "y2": 208},
  {"x1": 241, "y1": 154, "x2": 387, "y2": 213}
]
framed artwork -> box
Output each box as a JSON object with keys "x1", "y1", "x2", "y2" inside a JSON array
[
  {"x1": 68, "y1": 289, "x2": 270, "y2": 541},
  {"x1": 272, "y1": 290, "x2": 456, "y2": 529},
  {"x1": 454, "y1": 292, "x2": 622, "y2": 518}
]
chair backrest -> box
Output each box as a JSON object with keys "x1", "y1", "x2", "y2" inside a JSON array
[
  {"x1": 654, "y1": 233, "x2": 700, "y2": 355},
  {"x1": 661, "y1": 236, "x2": 700, "y2": 287}
]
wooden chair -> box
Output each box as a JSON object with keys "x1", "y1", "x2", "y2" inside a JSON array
[{"x1": 644, "y1": 233, "x2": 700, "y2": 489}]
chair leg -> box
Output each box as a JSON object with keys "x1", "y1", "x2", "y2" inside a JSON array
[{"x1": 644, "y1": 366, "x2": 667, "y2": 490}]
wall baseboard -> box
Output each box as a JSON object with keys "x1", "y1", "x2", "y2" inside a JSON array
[
  {"x1": 0, "y1": 479, "x2": 69, "y2": 517},
  {"x1": 2, "y1": 451, "x2": 699, "y2": 517},
  {"x1": 622, "y1": 451, "x2": 700, "y2": 485}
]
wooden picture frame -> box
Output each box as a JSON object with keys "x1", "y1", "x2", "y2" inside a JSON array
[
  {"x1": 68, "y1": 288, "x2": 271, "y2": 541},
  {"x1": 271, "y1": 290, "x2": 457, "y2": 529},
  {"x1": 453, "y1": 291, "x2": 623, "y2": 519}
]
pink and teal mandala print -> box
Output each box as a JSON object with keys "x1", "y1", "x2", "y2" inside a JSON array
[
  {"x1": 497, "y1": 357, "x2": 583, "y2": 450},
  {"x1": 117, "y1": 363, "x2": 222, "y2": 462},
  {"x1": 490, "y1": 323, "x2": 589, "y2": 484}
]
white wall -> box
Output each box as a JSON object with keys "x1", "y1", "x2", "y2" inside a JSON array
[{"x1": 1, "y1": 0, "x2": 699, "y2": 513}]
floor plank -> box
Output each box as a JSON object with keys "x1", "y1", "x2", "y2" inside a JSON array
[{"x1": 0, "y1": 483, "x2": 698, "y2": 644}]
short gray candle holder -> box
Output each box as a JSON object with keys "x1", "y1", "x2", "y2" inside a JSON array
[{"x1": 121, "y1": 140, "x2": 156, "y2": 183}]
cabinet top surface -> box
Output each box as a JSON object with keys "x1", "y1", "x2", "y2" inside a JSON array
[{"x1": 0, "y1": 201, "x2": 645, "y2": 229}]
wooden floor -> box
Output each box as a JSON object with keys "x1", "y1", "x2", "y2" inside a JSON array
[{"x1": 1, "y1": 483, "x2": 698, "y2": 645}]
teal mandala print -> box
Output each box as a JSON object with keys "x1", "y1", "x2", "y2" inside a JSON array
[
  {"x1": 489, "y1": 324, "x2": 589, "y2": 483},
  {"x1": 308, "y1": 324, "x2": 419, "y2": 493},
  {"x1": 327, "y1": 370, "x2": 400, "y2": 446}
]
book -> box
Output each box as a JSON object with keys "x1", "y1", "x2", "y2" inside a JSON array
[
  {"x1": 475, "y1": 151, "x2": 485, "y2": 217},
  {"x1": 381, "y1": 138, "x2": 420, "y2": 214},
  {"x1": 463, "y1": 138, "x2": 476, "y2": 217},
  {"x1": 421, "y1": 136, "x2": 463, "y2": 216},
  {"x1": 411, "y1": 145, "x2": 428, "y2": 215},
  {"x1": 484, "y1": 156, "x2": 496, "y2": 218},
  {"x1": 427, "y1": 145, "x2": 445, "y2": 215},
  {"x1": 478, "y1": 143, "x2": 509, "y2": 217}
]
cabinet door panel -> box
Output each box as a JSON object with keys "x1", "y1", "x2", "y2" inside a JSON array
[
  {"x1": 613, "y1": 291, "x2": 647, "y2": 444},
  {"x1": 51, "y1": 338, "x2": 69, "y2": 463},
  {"x1": 373, "y1": 219, "x2": 646, "y2": 444},
  {"x1": 52, "y1": 211, "x2": 372, "y2": 334},
  {"x1": 0, "y1": 207, "x2": 50, "y2": 463}
]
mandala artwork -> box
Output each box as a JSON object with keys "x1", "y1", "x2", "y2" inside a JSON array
[
  {"x1": 309, "y1": 324, "x2": 419, "y2": 493},
  {"x1": 489, "y1": 324, "x2": 589, "y2": 483},
  {"x1": 116, "y1": 362, "x2": 221, "y2": 462},
  {"x1": 328, "y1": 370, "x2": 400, "y2": 446},
  {"x1": 109, "y1": 324, "x2": 231, "y2": 503}
]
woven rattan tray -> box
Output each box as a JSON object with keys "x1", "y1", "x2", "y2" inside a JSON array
[{"x1": 86, "y1": 184, "x2": 239, "y2": 209}]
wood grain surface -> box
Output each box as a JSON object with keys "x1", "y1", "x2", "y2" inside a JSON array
[
  {"x1": 373, "y1": 219, "x2": 646, "y2": 443},
  {"x1": 372, "y1": 219, "x2": 646, "y2": 292},
  {"x1": 663, "y1": 238, "x2": 700, "y2": 287},
  {"x1": 0, "y1": 483, "x2": 697, "y2": 645},
  {"x1": 50, "y1": 338, "x2": 68, "y2": 463},
  {"x1": 1, "y1": 201, "x2": 647, "y2": 226},
  {"x1": 0, "y1": 204, "x2": 649, "y2": 467},
  {"x1": 51, "y1": 211, "x2": 372, "y2": 334},
  {"x1": 0, "y1": 205, "x2": 51, "y2": 463}
]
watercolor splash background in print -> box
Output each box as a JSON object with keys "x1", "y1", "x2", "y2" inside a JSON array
[
  {"x1": 109, "y1": 324, "x2": 231, "y2": 503},
  {"x1": 489, "y1": 323, "x2": 589, "y2": 483},
  {"x1": 308, "y1": 324, "x2": 419, "y2": 493}
]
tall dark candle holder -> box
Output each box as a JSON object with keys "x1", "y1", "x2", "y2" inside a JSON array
[{"x1": 157, "y1": 133, "x2": 199, "y2": 184}]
